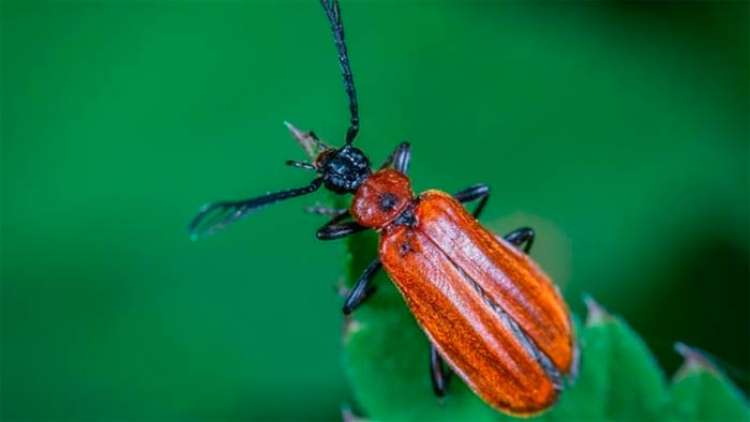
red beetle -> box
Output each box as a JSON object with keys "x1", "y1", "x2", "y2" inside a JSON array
[{"x1": 190, "y1": 0, "x2": 578, "y2": 415}]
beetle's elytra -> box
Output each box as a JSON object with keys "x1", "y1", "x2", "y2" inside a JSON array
[{"x1": 189, "y1": 0, "x2": 578, "y2": 416}]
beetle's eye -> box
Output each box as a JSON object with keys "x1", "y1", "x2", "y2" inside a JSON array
[{"x1": 313, "y1": 149, "x2": 335, "y2": 168}]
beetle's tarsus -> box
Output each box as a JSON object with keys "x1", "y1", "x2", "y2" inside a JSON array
[
  {"x1": 430, "y1": 344, "x2": 452, "y2": 397},
  {"x1": 503, "y1": 227, "x2": 535, "y2": 254},
  {"x1": 454, "y1": 183, "x2": 490, "y2": 218}
]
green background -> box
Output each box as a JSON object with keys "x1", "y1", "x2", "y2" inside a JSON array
[{"x1": 2, "y1": 1, "x2": 747, "y2": 420}]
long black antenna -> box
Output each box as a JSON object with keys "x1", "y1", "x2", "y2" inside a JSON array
[
  {"x1": 189, "y1": 178, "x2": 323, "y2": 239},
  {"x1": 321, "y1": 0, "x2": 359, "y2": 145}
]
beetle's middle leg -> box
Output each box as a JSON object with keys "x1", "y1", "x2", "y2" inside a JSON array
[
  {"x1": 503, "y1": 227, "x2": 535, "y2": 254},
  {"x1": 342, "y1": 258, "x2": 381, "y2": 314},
  {"x1": 454, "y1": 184, "x2": 490, "y2": 218},
  {"x1": 454, "y1": 185, "x2": 535, "y2": 255},
  {"x1": 430, "y1": 343, "x2": 452, "y2": 397}
]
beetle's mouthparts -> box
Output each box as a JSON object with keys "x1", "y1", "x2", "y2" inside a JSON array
[{"x1": 284, "y1": 120, "x2": 330, "y2": 161}]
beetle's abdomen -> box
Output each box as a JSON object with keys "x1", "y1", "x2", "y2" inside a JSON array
[{"x1": 416, "y1": 190, "x2": 574, "y2": 374}]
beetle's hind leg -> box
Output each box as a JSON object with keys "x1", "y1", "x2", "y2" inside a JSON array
[
  {"x1": 453, "y1": 185, "x2": 535, "y2": 254},
  {"x1": 503, "y1": 227, "x2": 535, "y2": 254},
  {"x1": 430, "y1": 344, "x2": 452, "y2": 397},
  {"x1": 342, "y1": 258, "x2": 381, "y2": 314},
  {"x1": 454, "y1": 184, "x2": 490, "y2": 218}
]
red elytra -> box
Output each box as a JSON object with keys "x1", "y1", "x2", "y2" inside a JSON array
[{"x1": 352, "y1": 169, "x2": 576, "y2": 415}]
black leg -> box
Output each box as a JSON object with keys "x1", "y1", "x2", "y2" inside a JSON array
[
  {"x1": 343, "y1": 258, "x2": 381, "y2": 314},
  {"x1": 306, "y1": 203, "x2": 347, "y2": 217},
  {"x1": 380, "y1": 142, "x2": 411, "y2": 174},
  {"x1": 430, "y1": 344, "x2": 452, "y2": 397},
  {"x1": 285, "y1": 160, "x2": 316, "y2": 171},
  {"x1": 503, "y1": 227, "x2": 535, "y2": 254},
  {"x1": 453, "y1": 184, "x2": 490, "y2": 218},
  {"x1": 316, "y1": 212, "x2": 367, "y2": 240}
]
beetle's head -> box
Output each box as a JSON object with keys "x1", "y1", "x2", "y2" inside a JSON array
[
  {"x1": 189, "y1": 0, "x2": 373, "y2": 240},
  {"x1": 314, "y1": 145, "x2": 371, "y2": 194},
  {"x1": 286, "y1": 121, "x2": 371, "y2": 194},
  {"x1": 187, "y1": 122, "x2": 371, "y2": 239}
]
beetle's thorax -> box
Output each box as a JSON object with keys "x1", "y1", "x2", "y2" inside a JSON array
[
  {"x1": 315, "y1": 145, "x2": 371, "y2": 194},
  {"x1": 350, "y1": 169, "x2": 414, "y2": 229}
]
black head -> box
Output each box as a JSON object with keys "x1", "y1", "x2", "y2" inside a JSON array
[
  {"x1": 188, "y1": 0, "x2": 369, "y2": 239},
  {"x1": 315, "y1": 145, "x2": 371, "y2": 194}
]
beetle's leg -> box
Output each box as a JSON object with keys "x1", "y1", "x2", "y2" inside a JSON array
[
  {"x1": 317, "y1": 222, "x2": 367, "y2": 240},
  {"x1": 453, "y1": 184, "x2": 490, "y2": 218},
  {"x1": 380, "y1": 142, "x2": 411, "y2": 174},
  {"x1": 430, "y1": 344, "x2": 452, "y2": 397},
  {"x1": 503, "y1": 227, "x2": 535, "y2": 254},
  {"x1": 317, "y1": 212, "x2": 367, "y2": 240},
  {"x1": 285, "y1": 160, "x2": 317, "y2": 171},
  {"x1": 454, "y1": 186, "x2": 534, "y2": 254},
  {"x1": 306, "y1": 203, "x2": 348, "y2": 217},
  {"x1": 343, "y1": 258, "x2": 382, "y2": 314}
]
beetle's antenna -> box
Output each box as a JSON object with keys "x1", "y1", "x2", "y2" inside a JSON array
[
  {"x1": 320, "y1": 0, "x2": 359, "y2": 145},
  {"x1": 189, "y1": 178, "x2": 323, "y2": 239}
]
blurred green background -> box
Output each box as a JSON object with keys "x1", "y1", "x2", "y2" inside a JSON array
[{"x1": 2, "y1": 1, "x2": 747, "y2": 420}]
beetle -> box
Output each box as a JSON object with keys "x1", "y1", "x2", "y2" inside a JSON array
[{"x1": 189, "y1": 0, "x2": 578, "y2": 416}]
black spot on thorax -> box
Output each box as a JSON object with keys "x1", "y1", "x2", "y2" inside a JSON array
[
  {"x1": 378, "y1": 192, "x2": 398, "y2": 212},
  {"x1": 393, "y1": 204, "x2": 417, "y2": 227}
]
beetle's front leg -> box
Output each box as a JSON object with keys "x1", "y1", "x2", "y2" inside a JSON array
[
  {"x1": 503, "y1": 227, "x2": 535, "y2": 254},
  {"x1": 342, "y1": 258, "x2": 381, "y2": 314},
  {"x1": 453, "y1": 184, "x2": 490, "y2": 218},
  {"x1": 430, "y1": 344, "x2": 452, "y2": 397},
  {"x1": 380, "y1": 142, "x2": 411, "y2": 174},
  {"x1": 306, "y1": 203, "x2": 347, "y2": 217},
  {"x1": 316, "y1": 211, "x2": 367, "y2": 240}
]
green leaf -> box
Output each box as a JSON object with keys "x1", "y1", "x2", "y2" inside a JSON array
[
  {"x1": 340, "y1": 229, "x2": 748, "y2": 421},
  {"x1": 534, "y1": 299, "x2": 668, "y2": 422},
  {"x1": 663, "y1": 344, "x2": 750, "y2": 422}
]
